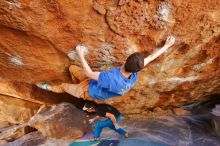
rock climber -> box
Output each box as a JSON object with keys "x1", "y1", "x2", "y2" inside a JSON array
[
  {"x1": 37, "y1": 36, "x2": 175, "y2": 101},
  {"x1": 82, "y1": 101, "x2": 128, "y2": 141}
]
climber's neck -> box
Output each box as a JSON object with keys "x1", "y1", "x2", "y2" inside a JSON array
[{"x1": 120, "y1": 65, "x2": 132, "y2": 78}]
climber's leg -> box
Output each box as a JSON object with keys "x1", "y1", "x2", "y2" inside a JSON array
[
  {"x1": 59, "y1": 83, "x2": 82, "y2": 97},
  {"x1": 49, "y1": 84, "x2": 65, "y2": 93},
  {"x1": 36, "y1": 72, "x2": 95, "y2": 100},
  {"x1": 69, "y1": 65, "x2": 88, "y2": 82},
  {"x1": 36, "y1": 83, "x2": 65, "y2": 93},
  {"x1": 36, "y1": 65, "x2": 87, "y2": 91},
  {"x1": 61, "y1": 79, "x2": 95, "y2": 100},
  {"x1": 38, "y1": 82, "x2": 85, "y2": 97}
]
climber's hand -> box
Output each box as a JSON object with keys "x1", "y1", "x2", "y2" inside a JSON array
[
  {"x1": 164, "y1": 36, "x2": 175, "y2": 48},
  {"x1": 76, "y1": 45, "x2": 87, "y2": 56},
  {"x1": 89, "y1": 118, "x2": 96, "y2": 124}
]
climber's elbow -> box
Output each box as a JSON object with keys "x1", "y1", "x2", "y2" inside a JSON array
[{"x1": 86, "y1": 71, "x2": 100, "y2": 80}]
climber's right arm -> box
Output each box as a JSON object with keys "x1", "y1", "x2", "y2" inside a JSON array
[
  {"x1": 76, "y1": 45, "x2": 100, "y2": 80},
  {"x1": 144, "y1": 36, "x2": 175, "y2": 66}
]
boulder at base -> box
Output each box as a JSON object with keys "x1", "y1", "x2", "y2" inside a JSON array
[
  {"x1": 28, "y1": 103, "x2": 88, "y2": 140},
  {"x1": 212, "y1": 105, "x2": 220, "y2": 137},
  {"x1": 4, "y1": 132, "x2": 45, "y2": 146}
]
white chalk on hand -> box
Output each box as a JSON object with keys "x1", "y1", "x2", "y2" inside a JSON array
[
  {"x1": 76, "y1": 45, "x2": 89, "y2": 55},
  {"x1": 68, "y1": 44, "x2": 89, "y2": 60}
]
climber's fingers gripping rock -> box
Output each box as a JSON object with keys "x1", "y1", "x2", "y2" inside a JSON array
[
  {"x1": 164, "y1": 36, "x2": 176, "y2": 48},
  {"x1": 76, "y1": 45, "x2": 88, "y2": 56}
]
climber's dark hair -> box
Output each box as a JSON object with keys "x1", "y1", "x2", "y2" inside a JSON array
[
  {"x1": 83, "y1": 101, "x2": 96, "y2": 111},
  {"x1": 124, "y1": 52, "x2": 144, "y2": 72}
]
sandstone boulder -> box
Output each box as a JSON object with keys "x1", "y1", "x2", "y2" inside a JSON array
[
  {"x1": 212, "y1": 105, "x2": 220, "y2": 137},
  {"x1": 0, "y1": 140, "x2": 7, "y2": 145},
  {"x1": 28, "y1": 103, "x2": 87, "y2": 140},
  {"x1": 0, "y1": 124, "x2": 35, "y2": 142},
  {"x1": 4, "y1": 131, "x2": 46, "y2": 146},
  {"x1": 0, "y1": 94, "x2": 40, "y2": 124}
]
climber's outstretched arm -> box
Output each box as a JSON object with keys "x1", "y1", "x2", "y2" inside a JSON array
[
  {"x1": 144, "y1": 36, "x2": 175, "y2": 66},
  {"x1": 76, "y1": 45, "x2": 100, "y2": 80}
]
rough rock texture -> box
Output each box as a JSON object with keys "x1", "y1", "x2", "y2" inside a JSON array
[
  {"x1": 4, "y1": 131, "x2": 46, "y2": 146},
  {"x1": 0, "y1": 0, "x2": 220, "y2": 116},
  {"x1": 28, "y1": 103, "x2": 88, "y2": 140},
  {"x1": 0, "y1": 124, "x2": 35, "y2": 142},
  {"x1": 0, "y1": 94, "x2": 40, "y2": 124},
  {"x1": 173, "y1": 107, "x2": 191, "y2": 116},
  {"x1": 0, "y1": 140, "x2": 7, "y2": 145},
  {"x1": 212, "y1": 105, "x2": 220, "y2": 137}
]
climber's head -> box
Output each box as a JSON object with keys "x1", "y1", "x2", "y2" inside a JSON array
[
  {"x1": 83, "y1": 102, "x2": 95, "y2": 113},
  {"x1": 124, "y1": 52, "x2": 144, "y2": 73}
]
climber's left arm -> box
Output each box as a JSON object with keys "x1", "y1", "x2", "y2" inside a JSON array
[
  {"x1": 144, "y1": 36, "x2": 175, "y2": 66},
  {"x1": 76, "y1": 45, "x2": 100, "y2": 80},
  {"x1": 106, "y1": 113, "x2": 120, "y2": 129}
]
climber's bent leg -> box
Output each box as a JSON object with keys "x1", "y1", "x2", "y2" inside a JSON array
[
  {"x1": 36, "y1": 82, "x2": 65, "y2": 93},
  {"x1": 61, "y1": 80, "x2": 94, "y2": 101},
  {"x1": 49, "y1": 84, "x2": 65, "y2": 93},
  {"x1": 36, "y1": 79, "x2": 96, "y2": 101},
  {"x1": 69, "y1": 65, "x2": 88, "y2": 82},
  {"x1": 60, "y1": 83, "x2": 82, "y2": 97}
]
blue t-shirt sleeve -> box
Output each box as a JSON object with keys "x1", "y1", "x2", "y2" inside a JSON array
[{"x1": 97, "y1": 71, "x2": 111, "y2": 89}]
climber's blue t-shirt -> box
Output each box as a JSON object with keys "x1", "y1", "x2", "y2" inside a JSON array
[{"x1": 88, "y1": 67, "x2": 138, "y2": 100}]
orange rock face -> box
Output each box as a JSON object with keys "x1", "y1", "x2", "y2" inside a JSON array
[{"x1": 0, "y1": 0, "x2": 220, "y2": 116}]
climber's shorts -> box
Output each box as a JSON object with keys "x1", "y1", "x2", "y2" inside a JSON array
[{"x1": 68, "y1": 65, "x2": 94, "y2": 101}]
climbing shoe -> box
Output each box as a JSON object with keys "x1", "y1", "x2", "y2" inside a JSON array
[
  {"x1": 124, "y1": 133, "x2": 129, "y2": 138},
  {"x1": 90, "y1": 137, "x2": 100, "y2": 141},
  {"x1": 36, "y1": 82, "x2": 49, "y2": 90}
]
